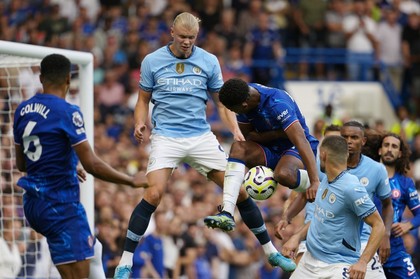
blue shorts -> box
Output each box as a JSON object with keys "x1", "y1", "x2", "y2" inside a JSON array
[
  {"x1": 23, "y1": 193, "x2": 95, "y2": 265},
  {"x1": 383, "y1": 251, "x2": 419, "y2": 279},
  {"x1": 259, "y1": 141, "x2": 319, "y2": 170}
]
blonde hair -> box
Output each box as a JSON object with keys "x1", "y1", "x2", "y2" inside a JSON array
[{"x1": 172, "y1": 12, "x2": 201, "y2": 30}]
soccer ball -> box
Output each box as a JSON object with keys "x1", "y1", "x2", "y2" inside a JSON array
[{"x1": 243, "y1": 166, "x2": 278, "y2": 200}]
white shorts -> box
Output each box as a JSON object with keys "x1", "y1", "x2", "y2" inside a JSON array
[
  {"x1": 291, "y1": 251, "x2": 350, "y2": 279},
  {"x1": 297, "y1": 241, "x2": 307, "y2": 255},
  {"x1": 361, "y1": 242, "x2": 386, "y2": 279},
  {"x1": 147, "y1": 132, "x2": 228, "y2": 176}
]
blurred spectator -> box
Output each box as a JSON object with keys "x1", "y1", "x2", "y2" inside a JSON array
[
  {"x1": 319, "y1": 103, "x2": 343, "y2": 129},
  {"x1": 377, "y1": 7, "x2": 403, "y2": 94},
  {"x1": 391, "y1": 105, "x2": 420, "y2": 144},
  {"x1": 264, "y1": 0, "x2": 289, "y2": 44},
  {"x1": 173, "y1": 222, "x2": 199, "y2": 279},
  {"x1": 312, "y1": 118, "x2": 326, "y2": 141},
  {"x1": 95, "y1": 68, "x2": 126, "y2": 123},
  {"x1": 402, "y1": 12, "x2": 420, "y2": 117},
  {"x1": 214, "y1": 8, "x2": 241, "y2": 49},
  {"x1": 243, "y1": 11, "x2": 283, "y2": 85},
  {"x1": 18, "y1": 65, "x2": 42, "y2": 99},
  {"x1": 410, "y1": 132, "x2": 420, "y2": 185},
  {"x1": 0, "y1": 219, "x2": 23, "y2": 279},
  {"x1": 132, "y1": 211, "x2": 166, "y2": 278},
  {"x1": 236, "y1": 0, "x2": 262, "y2": 37},
  {"x1": 325, "y1": 0, "x2": 348, "y2": 80},
  {"x1": 37, "y1": 3, "x2": 70, "y2": 43},
  {"x1": 293, "y1": 0, "x2": 327, "y2": 79},
  {"x1": 97, "y1": 218, "x2": 122, "y2": 277},
  {"x1": 343, "y1": 0, "x2": 378, "y2": 81},
  {"x1": 197, "y1": 0, "x2": 223, "y2": 34}
]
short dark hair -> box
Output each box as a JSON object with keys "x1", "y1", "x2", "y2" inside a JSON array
[
  {"x1": 342, "y1": 120, "x2": 365, "y2": 135},
  {"x1": 40, "y1": 54, "x2": 71, "y2": 85},
  {"x1": 324, "y1": 124, "x2": 341, "y2": 135},
  {"x1": 320, "y1": 135, "x2": 348, "y2": 163},
  {"x1": 219, "y1": 78, "x2": 249, "y2": 108}
]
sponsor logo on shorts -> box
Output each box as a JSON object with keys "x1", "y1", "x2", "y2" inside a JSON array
[
  {"x1": 88, "y1": 235, "x2": 94, "y2": 248},
  {"x1": 148, "y1": 157, "x2": 156, "y2": 168}
]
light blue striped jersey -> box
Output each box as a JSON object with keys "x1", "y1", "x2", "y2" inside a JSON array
[
  {"x1": 347, "y1": 155, "x2": 390, "y2": 242},
  {"x1": 139, "y1": 44, "x2": 223, "y2": 137},
  {"x1": 307, "y1": 171, "x2": 376, "y2": 264}
]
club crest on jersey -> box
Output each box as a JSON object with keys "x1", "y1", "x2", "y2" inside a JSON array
[
  {"x1": 322, "y1": 188, "x2": 328, "y2": 199},
  {"x1": 329, "y1": 193, "x2": 336, "y2": 204},
  {"x1": 176, "y1": 63, "x2": 184, "y2": 74},
  {"x1": 392, "y1": 189, "x2": 401, "y2": 199},
  {"x1": 359, "y1": 177, "x2": 369, "y2": 187},
  {"x1": 193, "y1": 66, "x2": 201, "y2": 74},
  {"x1": 72, "y1": 111, "x2": 84, "y2": 127}
]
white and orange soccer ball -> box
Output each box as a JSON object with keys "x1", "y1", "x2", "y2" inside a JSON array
[{"x1": 243, "y1": 166, "x2": 278, "y2": 200}]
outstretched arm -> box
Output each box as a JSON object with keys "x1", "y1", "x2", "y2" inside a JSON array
[
  {"x1": 275, "y1": 192, "x2": 307, "y2": 239},
  {"x1": 74, "y1": 141, "x2": 147, "y2": 188},
  {"x1": 281, "y1": 221, "x2": 310, "y2": 259},
  {"x1": 349, "y1": 210, "x2": 385, "y2": 279}
]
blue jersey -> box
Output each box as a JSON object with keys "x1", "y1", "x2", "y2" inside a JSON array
[
  {"x1": 236, "y1": 83, "x2": 318, "y2": 153},
  {"x1": 347, "y1": 155, "x2": 390, "y2": 243},
  {"x1": 386, "y1": 174, "x2": 420, "y2": 262},
  {"x1": 307, "y1": 172, "x2": 376, "y2": 264},
  {"x1": 132, "y1": 234, "x2": 164, "y2": 278},
  {"x1": 13, "y1": 93, "x2": 87, "y2": 202},
  {"x1": 139, "y1": 44, "x2": 223, "y2": 138}
]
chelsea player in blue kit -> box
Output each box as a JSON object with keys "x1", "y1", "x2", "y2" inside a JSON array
[
  {"x1": 378, "y1": 133, "x2": 420, "y2": 278},
  {"x1": 114, "y1": 12, "x2": 295, "y2": 278},
  {"x1": 13, "y1": 54, "x2": 146, "y2": 279},
  {"x1": 204, "y1": 78, "x2": 320, "y2": 228},
  {"x1": 282, "y1": 135, "x2": 385, "y2": 278}
]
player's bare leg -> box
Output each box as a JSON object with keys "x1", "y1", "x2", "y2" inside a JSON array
[
  {"x1": 205, "y1": 170, "x2": 296, "y2": 272},
  {"x1": 56, "y1": 260, "x2": 90, "y2": 279}
]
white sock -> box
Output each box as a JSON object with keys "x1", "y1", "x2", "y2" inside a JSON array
[
  {"x1": 118, "y1": 251, "x2": 134, "y2": 267},
  {"x1": 293, "y1": 169, "x2": 310, "y2": 192},
  {"x1": 223, "y1": 160, "x2": 246, "y2": 216},
  {"x1": 262, "y1": 242, "x2": 278, "y2": 256},
  {"x1": 89, "y1": 239, "x2": 106, "y2": 279}
]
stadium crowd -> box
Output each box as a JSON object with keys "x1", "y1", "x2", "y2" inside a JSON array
[{"x1": 1, "y1": 0, "x2": 420, "y2": 278}]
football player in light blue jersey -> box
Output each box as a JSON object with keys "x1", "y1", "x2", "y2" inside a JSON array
[
  {"x1": 282, "y1": 135, "x2": 385, "y2": 279},
  {"x1": 278, "y1": 125, "x2": 341, "y2": 265},
  {"x1": 13, "y1": 54, "x2": 146, "y2": 279},
  {"x1": 277, "y1": 121, "x2": 393, "y2": 278},
  {"x1": 114, "y1": 12, "x2": 294, "y2": 278},
  {"x1": 378, "y1": 133, "x2": 420, "y2": 278}
]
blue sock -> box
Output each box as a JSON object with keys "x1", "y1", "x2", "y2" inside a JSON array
[
  {"x1": 124, "y1": 199, "x2": 156, "y2": 252},
  {"x1": 237, "y1": 197, "x2": 270, "y2": 245}
]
